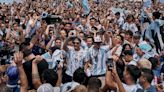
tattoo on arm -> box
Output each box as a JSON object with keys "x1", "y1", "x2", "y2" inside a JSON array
[{"x1": 32, "y1": 74, "x2": 40, "y2": 79}]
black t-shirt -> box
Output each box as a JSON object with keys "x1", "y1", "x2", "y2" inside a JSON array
[
  {"x1": 32, "y1": 45, "x2": 46, "y2": 55},
  {"x1": 23, "y1": 58, "x2": 48, "y2": 90}
]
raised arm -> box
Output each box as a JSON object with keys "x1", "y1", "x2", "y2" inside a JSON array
[
  {"x1": 143, "y1": 8, "x2": 153, "y2": 21},
  {"x1": 18, "y1": 27, "x2": 25, "y2": 44},
  {"x1": 0, "y1": 64, "x2": 10, "y2": 75},
  {"x1": 46, "y1": 35, "x2": 55, "y2": 50},
  {"x1": 32, "y1": 55, "x2": 43, "y2": 89},
  {"x1": 14, "y1": 52, "x2": 28, "y2": 92},
  {"x1": 111, "y1": 63, "x2": 126, "y2": 92},
  {"x1": 45, "y1": 25, "x2": 54, "y2": 35},
  {"x1": 62, "y1": 38, "x2": 69, "y2": 51},
  {"x1": 104, "y1": 70, "x2": 117, "y2": 91},
  {"x1": 29, "y1": 35, "x2": 38, "y2": 49},
  {"x1": 56, "y1": 66, "x2": 62, "y2": 87},
  {"x1": 5, "y1": 27, "x2": 11, "y2": 41},
  {"x1": 31, "y1": 16, "x2": 39, "y2": 28}
]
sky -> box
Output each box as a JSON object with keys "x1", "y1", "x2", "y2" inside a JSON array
[{"x1": 0, "y1": 0, "x2": 23, "y2": 4}]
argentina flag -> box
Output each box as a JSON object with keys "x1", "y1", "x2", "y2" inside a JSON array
[
  {"x1": 143, "y1": 0, "x2": 152, "y2": 8},
  {"x1": 82, "y1": 0, "x2": 90, "y2": 15}
]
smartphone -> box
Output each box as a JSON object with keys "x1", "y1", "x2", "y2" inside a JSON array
[{"x1": 106, "y1": 58, "x2": 113, "y2": 70}]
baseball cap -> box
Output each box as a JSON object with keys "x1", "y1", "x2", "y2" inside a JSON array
[{"x1": 138, "y1": 41, "x2": 152, "y2": 53}]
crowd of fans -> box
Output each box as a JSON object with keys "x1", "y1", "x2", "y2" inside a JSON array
[{"x1": 0, "y1": 0, "x2": 164, "y2": 92}]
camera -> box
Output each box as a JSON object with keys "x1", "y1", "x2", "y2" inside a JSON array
[
  {"x1": 69, "y1": 30, "x2": 76, "y2": 37},
  {"x1": 42, "y1": 12, "x2": 48, "y2": 18},
  {"x1": 42, "y1": 12, "x2": 62, "y2": 24},
  {"x1": 106, "y1": 58, "x2": 114, "y2": 70}
]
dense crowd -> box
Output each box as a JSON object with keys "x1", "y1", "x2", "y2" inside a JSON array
[{"x1": 0, "y1": 0, "x2": 164, "y2": 92}]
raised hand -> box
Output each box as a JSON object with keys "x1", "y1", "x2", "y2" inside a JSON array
[
  {"x1": 51, "y1": 35, "x2": 56, "y2": 41},
  {"x1": 111, "y1": 61, "x2": 118, "y2": 78},
  {"x1": 33, "y1": 55, "x2": 43, "y2": 64},
  {"x1": 14, "y1": 51, "x2": 24, "y2": 67}
]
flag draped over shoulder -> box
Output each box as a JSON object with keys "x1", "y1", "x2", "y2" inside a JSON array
[{"x1": 82, "y1": 0, "x2": 90, "y2": 15}]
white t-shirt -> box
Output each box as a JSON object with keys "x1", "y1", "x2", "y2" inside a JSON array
[
  {"x1": 61, "y1": 82, "x2": 79, "y2": 92},
  {"x1": 54, "y1": 87, "x2": 60, "y2": 92},
  {"x1": 37, "y1": 83, "x2": 60, "y2": 92},
  {"x1": 117, "y1": 17, "x2": 124, "y2": 27},
  {"x1": 122, "y1": 83, "x2": 139, "y2": 92}
]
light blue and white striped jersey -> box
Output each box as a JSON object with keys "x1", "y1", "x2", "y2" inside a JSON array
[
  {"x1": 86, "y1": 45, "x2": 110, "y2": 76},
  {"x1": 51, "y1": 50, "x2": 64, "y2": 69},
  {"x1": 42, "y1": 50, "x2": 64, "y2": 69},
  {"x1": 122, "y1": 22, "x2": 138, "y2": 34},
  {"x1": 65, "y1": 46, "x2": 87, "y2": 76}
]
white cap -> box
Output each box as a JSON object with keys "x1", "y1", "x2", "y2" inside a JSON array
[{"x1": 138, "y1": 41, "x2": 152, "y2": 53}]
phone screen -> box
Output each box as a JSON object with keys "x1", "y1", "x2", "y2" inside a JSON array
[{"x1": 106, "y1": 58, "x2": 113, "y2": 70}]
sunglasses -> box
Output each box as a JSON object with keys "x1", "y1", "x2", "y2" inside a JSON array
[
  {"x1": 49, "y1": 32, "x2": 54, "y2": 34},
  {"x1": 73, "y1": 42, "x2": 80, "y2": 45}
]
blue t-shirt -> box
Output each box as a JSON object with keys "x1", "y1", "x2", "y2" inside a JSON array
[
  {"x1": 153, "y1": 68, "x2": 161, "y2": 77},
  {"x1": 146, "y1": 85, "x2": 157, "y2": 92},
  {"x1": 7, "y1": 84, "x2": 20, "y2": 92}
]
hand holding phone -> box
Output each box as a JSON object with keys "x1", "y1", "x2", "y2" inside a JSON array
[{"x1": 106, "y1": 58, "x2": 114, "y2": 71}]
